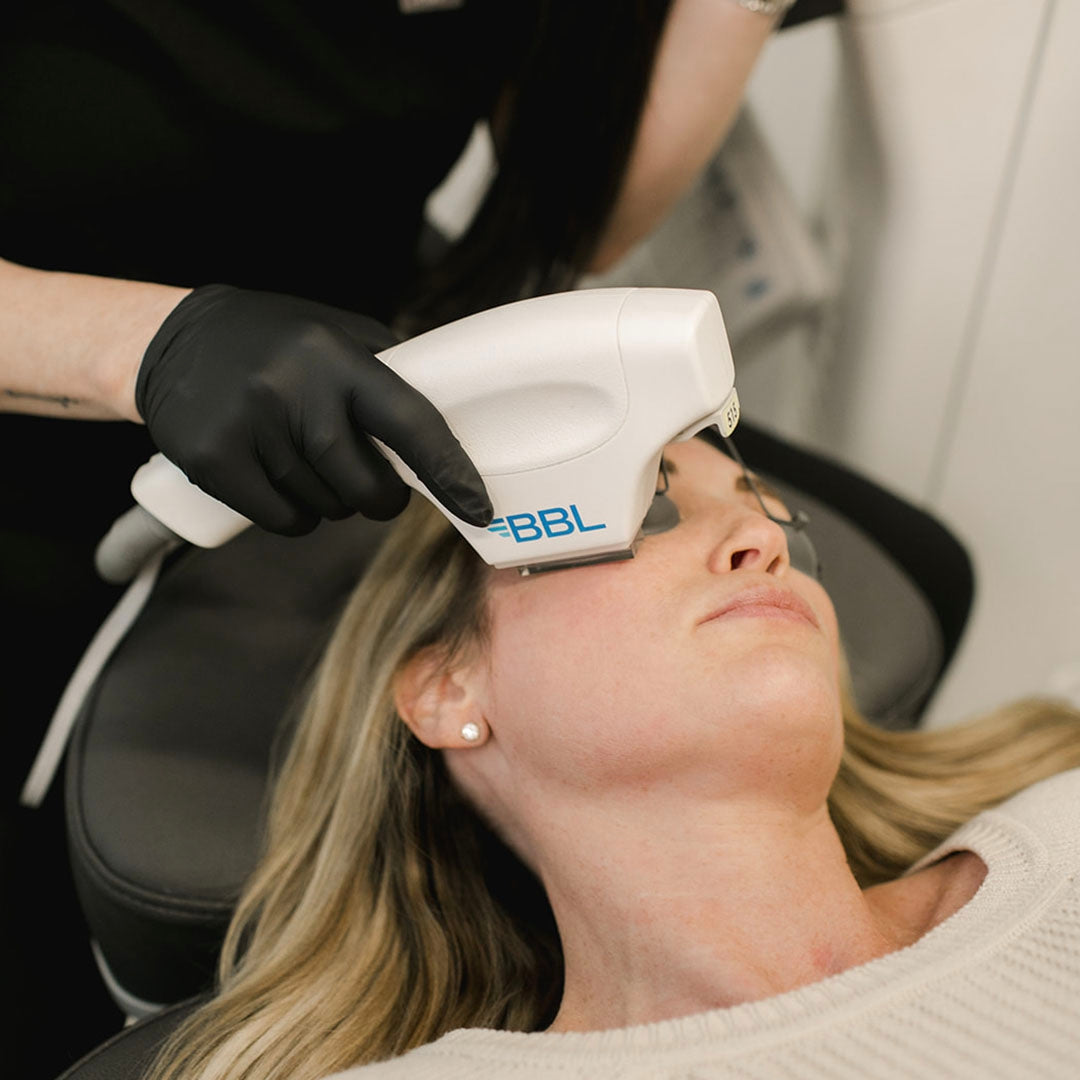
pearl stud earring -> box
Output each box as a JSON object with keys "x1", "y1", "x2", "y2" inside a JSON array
[{"x1": 461, "y1": 722, "x2": 482, "y2": 743}]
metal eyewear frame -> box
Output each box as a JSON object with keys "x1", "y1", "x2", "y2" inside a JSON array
[{"x1": 642, "y1": 435, "x2": 822, "y2": 581}]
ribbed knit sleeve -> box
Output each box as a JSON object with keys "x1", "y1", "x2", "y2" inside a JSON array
[{"x1": 328, "y1": 767, "x2": 1080, "y2": 1079}]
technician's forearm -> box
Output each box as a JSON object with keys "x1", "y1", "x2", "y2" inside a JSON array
[
  {"x1": 0, "y1": 257, "x2": 190, "y2": 421},
  {"x1": 590, "y1": 0, "x2": 779, "y2": 273}
]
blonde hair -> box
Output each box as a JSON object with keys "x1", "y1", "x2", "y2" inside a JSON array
[{"x1": 150, "y1": 499, "x2": 1080, "y2": 1080}]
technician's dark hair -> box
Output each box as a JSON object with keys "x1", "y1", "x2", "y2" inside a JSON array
[{"x1": 398, "y1": 0, "x2": 674, "y2": 335}]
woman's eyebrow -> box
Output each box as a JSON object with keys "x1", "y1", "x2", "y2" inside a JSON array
[
  {"x1": 735, "y1": 473, "x2": 785, "y2": 503},
  {"x1": 664, "y1": 457, "x2": 782, "y2": 502}
]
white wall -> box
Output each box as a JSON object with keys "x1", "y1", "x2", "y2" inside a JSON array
[
  {"x1": 918, "y1": 0, "x2": 1080, "y2": 724},
  {"x1": 746, "y1": 0, "x2": 1079, "y2": 726}
]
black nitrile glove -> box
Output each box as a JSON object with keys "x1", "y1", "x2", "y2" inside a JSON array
[{"x1": 136, "y1": 285, "x2": 493, "y2": 535}]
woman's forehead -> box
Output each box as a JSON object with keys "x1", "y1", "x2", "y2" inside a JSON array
[{"x1": 664, "y1": 436, "x2": 738, "y2": 477}]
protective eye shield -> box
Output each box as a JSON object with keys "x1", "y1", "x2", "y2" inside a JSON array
[{"x1": 641, "y1": 430, "x2": 822, "y2": 581}]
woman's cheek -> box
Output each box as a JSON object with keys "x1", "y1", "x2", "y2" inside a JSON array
[{"x1": 483, "y1": 577, "x2": 664, "y2": 776}]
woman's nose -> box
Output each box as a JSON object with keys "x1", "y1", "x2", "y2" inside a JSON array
[{"x1": 705, "y1": 507, "x2": 790, "y2": 576}]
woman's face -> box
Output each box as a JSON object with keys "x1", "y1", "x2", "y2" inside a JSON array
[{"x1": 448, "y1": 436, "x2": 844, "y2": 835}]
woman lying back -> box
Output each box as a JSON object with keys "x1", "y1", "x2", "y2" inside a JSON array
[{"x1": 150, "y1": 435, "x2": 1080, "y2": 1080}]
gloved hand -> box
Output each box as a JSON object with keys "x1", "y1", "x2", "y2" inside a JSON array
[{"x1": 136, "y1": 285, "x2": 493, "y2": 535}]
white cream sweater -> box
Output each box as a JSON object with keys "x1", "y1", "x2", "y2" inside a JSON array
[{"x1": 329, "y1": 767, "x2": 1080, "y2": 1079}]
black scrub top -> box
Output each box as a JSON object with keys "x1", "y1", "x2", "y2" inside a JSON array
[
  {"x1": 0, "y1": 0, "x2": 535, "y2": 756},
  {"x1": 1, "y1": 0, "x2": 537, "y2": 310}
]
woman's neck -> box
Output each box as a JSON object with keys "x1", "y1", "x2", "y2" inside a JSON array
[{"x1": 531, "y1": 793, "x2": 969, "y2": 1034}]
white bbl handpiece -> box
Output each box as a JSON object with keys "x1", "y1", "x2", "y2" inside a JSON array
[{"x1": 125, "y1": 287, "x2": 740, "y2": 574}]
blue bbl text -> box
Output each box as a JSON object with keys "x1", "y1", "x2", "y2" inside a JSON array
[{"x1": 487, "y1": 505, "x2": 607, "y2": 543}]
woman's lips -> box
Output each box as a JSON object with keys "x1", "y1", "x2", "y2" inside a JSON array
[{"x1": 699, "y1": 585, "x2": 819, "y2": 629}]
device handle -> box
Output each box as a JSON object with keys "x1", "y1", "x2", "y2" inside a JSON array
[{"x1": 129, "y1": 454, "x2": 252, "y2": 548}]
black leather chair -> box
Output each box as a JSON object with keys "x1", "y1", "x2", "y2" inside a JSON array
[
  {"x1": 56, "y1": 998, "x2": 205, "y2": 1080},
  {"x1": 65, "y1": 513, "x2": 394, "y2": 1013}
]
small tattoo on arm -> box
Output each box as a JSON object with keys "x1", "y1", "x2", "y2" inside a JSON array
[{"x1": 4, "y1": 389, "x2": 83, "y2": 408}]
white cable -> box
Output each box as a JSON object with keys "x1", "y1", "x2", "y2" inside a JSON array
[
  {"x1": 19, "y1": 541, "x2": 179, "y2": 808},
  {"x1": 90, "y1": 940, "x2": 168, "y2": 1023}
]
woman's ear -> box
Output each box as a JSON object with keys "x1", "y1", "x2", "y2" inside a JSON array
[{"x1": 393, "y1": 647, "x2": 489, "y2": 749}]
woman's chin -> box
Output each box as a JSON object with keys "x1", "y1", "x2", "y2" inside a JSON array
[{"x1": 706, "y1": 647, "x2": 841, "y2": 729}]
